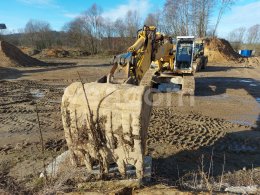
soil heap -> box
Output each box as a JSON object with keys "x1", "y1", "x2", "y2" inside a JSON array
[
  {"x1": 0, "y1": 41, "x2": 47, "y2": 67},
  {"x1": 204, "y1": 38, "x2": 243, "y2": 63}
]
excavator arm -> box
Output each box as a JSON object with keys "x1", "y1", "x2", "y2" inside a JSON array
[
  {"x1": 102, "y1": 25, "x2": 155, "y2": 85},
  {"x1": 100, "y1": 25, "x2": 173, "y2": 85}
]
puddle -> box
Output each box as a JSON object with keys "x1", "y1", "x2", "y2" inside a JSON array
[
  {"x1": 3, "y1": 79, "x2": 19, "y2": 81},
  {"x1": 157, "y1": 83, "x2": 181, "y2": 92},
  {"x1": 256, "y1": 97, "x2": 260, "y2": 104},
  {"x1": 201, "y1": 94, "x2": 229, "y2": 100},
  {"x1": 230, "y1": 120, "x2": 255, "y2": 127},
  {"x1": 249, "y1": 83, "x2": 257, "y2": 87},
  {"x1": 30, "y1": 89, "x2": 45, "y2": 98},
  {"x1": 239, "y1": 79, "x2": 252, "y2": 83},
  {"x1": 57, "y1": 87, "x2": 66, "y2": 91},
  {"x1": 212, "y1": 94, "x2": 228, "y2": 99},
  {"x1": 49, "y1": 99, "x2": 61, "y2": 103},
  {"x1": 228, "y1": 142, "x2": 257, "y2": 153},
  {"x1": 218, "y1": 139, "x2": 258, "y2": 154},
  {"x1": 230, "y1": 145, "x2": 257, "y2": 153},
  {"x1": 198, "y1": 78, "x2": 258, "y2": 84}
]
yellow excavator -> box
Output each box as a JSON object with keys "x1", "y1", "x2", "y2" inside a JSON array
[
  {"x1": 61, "y1": 26, "x2": 199, "y2": 177},
  {"x1": 97, "y1": 25, "x2": 196, "y2": 95}
]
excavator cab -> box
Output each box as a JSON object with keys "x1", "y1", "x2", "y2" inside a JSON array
[
  {"x1": 153, "y1": 36, "x2": 195, "y2": 94},
  {"x1": 174, "y1": 36, "x2": 195, "y2": 71}
]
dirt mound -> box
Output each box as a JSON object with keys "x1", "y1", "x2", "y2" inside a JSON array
[
  {"x1": 204, "y1": 38, "x2": 243, "y2": 63},
  {"x1": 39, "y1": 48, "x2": 90, "y2": 58},
  {"x1": 245, "y1": 56, "x2": 260, "y2": 67},
  {"x1": 41, "y1": 48, "x2": 70, "y2": 58},
  {"x1": 19, "y1": 46, "x2": 40, "y2": 56},
  {"x1": 0, "y1": 41, "x2": 47, "y2": 67}
]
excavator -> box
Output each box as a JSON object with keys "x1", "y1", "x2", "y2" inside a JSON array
[
  {"x1": 98, "y1": 25, "x2": 196, "y2": 95},
  {"x1": 61, "y1": 26, "x2": 199, "y2": 177}
]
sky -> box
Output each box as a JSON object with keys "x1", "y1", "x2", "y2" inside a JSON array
[{"x1": 0, "y1": 0, "x2": 259, "y2": 38}]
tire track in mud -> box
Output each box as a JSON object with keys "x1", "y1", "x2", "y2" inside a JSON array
[
  {"x1": 0, "y1": 80, "x2": 65, "y2": 136},
  {"x1": 148, "y1": 107, "x2": 260, "y2": 185},
  {"x1": 147, "y1": 107, "x2": 241, "y2": 157}
]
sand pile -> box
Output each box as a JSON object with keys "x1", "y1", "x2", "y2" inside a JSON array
[
  {"x1": 0, "y1": 41, "x2": 47, "y2": 67},
  {"x1": 204, "y1": 38, "x2": 243, "y2": 63},
  {"x1": 39, "y1": 48, "x2": 90, "y2": 58},
  {"x1": 19, "y1": 46, "x2": 40, "y2": 56},
  {"x1": 245, "y1": 56, "x2": 260, "y2": 67},
  {"x1": 41, "y1": 48, "x2": 70, "y2": 58}
]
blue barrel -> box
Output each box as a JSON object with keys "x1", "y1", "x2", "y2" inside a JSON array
[{"x1": 240, "y1": 50, "x2": 252, "y2": 57}]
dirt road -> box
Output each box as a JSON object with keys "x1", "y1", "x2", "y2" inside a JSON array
[
  {"x1": 149, "y1": 63, "x2": 260, "y2": 187},
  {"x1": 0, "y1": 58, "x2": 259, "y2": 193}
]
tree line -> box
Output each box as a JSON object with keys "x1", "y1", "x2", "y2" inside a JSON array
[
  {"x1": 227, "y1": 24, "x2": 260, "y2": 51},
  {"x1": 3, "y1": 1, "x2": 260, "y2": 54}
]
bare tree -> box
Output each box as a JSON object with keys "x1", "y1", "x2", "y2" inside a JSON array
[
  {"x1": 228, "y1": 27, "x2": 246, "y2": 42},
  {"x1": 63, "y1": 17, "x2": 87, "y2": 48},
  {"x1": 144, "y1": 13, "x2": 158, "y2": 27},
  {"x1": 101, "y1": 18, "x2": 116, "y2": 52},
  {"x1": 102, "y1": 19, "x2": 115, "y2": 38},
  {"x1": 163, "y1": 0, "x2": 182, "y2": 36},
  {"x1": 195, "y1": 0, "x2": 215, "y2": 37},
  {"x1": 247, "y1": 24, "x2": 260, "y2": 44},
  {"x1": 213, "y1": 0, "x2": 235, "y2": 37},
  {"x1": 237, "y1": 27, "x2": 246, "y2": 43},
  {"x1": 180, "y1": 0, "x2": 190, "y2": 35},
  {"x1": 80, "y1": 3, "x2": 103, "y2": 54},
  {"x1": 228, "y1": 27, "x2": 246, "y2": 50},
  {"x1": 163, "y1": 0, "x2": 215, "y2": 37},
  {"x1": 144, "y1": 11, "x2": 163, "y2": 33},
  {"x1": 125, "y1": 10, "x2": 141, "y2": 38},
  {"x1": 112, "y1": 18, "x2": 132, "y2": 53},
  {"x1": 114, "y1": 18, "x2": 126, "y2": 38},
  {"x1": 24, "y1": 19, "x2": 53, "y2": 49}
]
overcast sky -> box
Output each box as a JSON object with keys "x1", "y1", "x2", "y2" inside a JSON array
[{"x1": 0, "y1": 0, "x2": 259, "y2": 38}]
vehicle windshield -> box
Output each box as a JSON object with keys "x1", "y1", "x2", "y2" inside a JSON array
[
  {"x1": 175, "y1": 41, "x2": 193, "y2": 69},
  {"x1": 176, "y1": 42, "x2": 192, "y2": 60}
]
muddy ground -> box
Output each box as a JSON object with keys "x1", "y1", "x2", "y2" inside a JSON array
[{"x1": 0, "y1": 58, "x2": 260, "y2": 194}]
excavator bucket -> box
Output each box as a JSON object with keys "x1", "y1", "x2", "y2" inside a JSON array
[{"x1": 61, "y1": 82, "x2": 152, "y2": 178}]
